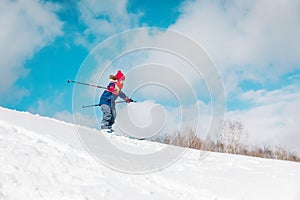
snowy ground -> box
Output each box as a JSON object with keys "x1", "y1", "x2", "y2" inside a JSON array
[{"x1": 0, "y1": 107, "x2": 300, "y2": 200}]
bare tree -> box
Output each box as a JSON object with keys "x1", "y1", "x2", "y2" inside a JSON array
[
  {"x1": 218, "y1": 120, "x2": 245, "y2": 154},
  {"x1": 150, "y1": 120, "x2": 300, "y2": 162}
]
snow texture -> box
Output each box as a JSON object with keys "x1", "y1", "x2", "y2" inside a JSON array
[{"x1": 0, "y1": 107, "x2": 300, "y2": 200}]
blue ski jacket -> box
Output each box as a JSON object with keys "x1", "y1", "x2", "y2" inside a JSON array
[{"x1": 99, "y1": 81, "x2": 127, "y2": 108}]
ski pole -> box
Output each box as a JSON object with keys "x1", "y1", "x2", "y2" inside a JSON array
[
  {"x1": 82, "y1": 104, "x2": 100, "y2": 108},
  {"x1": 82, "y1": 99, "x2": 136, "y2": 108},
  {"x1": 116, "y1": 99, "x2": 137, "y2": 103},
  {"x1": 67, "y1": 80, "x2": 106, "y2": 89}
]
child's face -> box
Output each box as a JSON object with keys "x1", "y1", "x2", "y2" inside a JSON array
[{"x1": 119, "y1": 80, "x2": 124, "y2": 85}]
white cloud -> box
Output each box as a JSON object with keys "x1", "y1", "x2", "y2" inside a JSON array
[
  {"x1": 0, "y1": 0, "x2": 63, "y2": 104},
  {"x1": 73, "y1": 27, "x2": 226, "y2": 142},
  {"x1": 240, "y1": 84, "x2": 300, "y2": 105},
  {"x1": 76, "y1": 0, "x2": 140, "y2": 49},
  {"x1": 172, "y1": 0, "x2": 300, "y2": 93},
  {"x1": 83, "y1": 27, "x2": 224, "y2": 105},
  {"x1": 227, "y1": 84, "x2": 300, "y2": 152},
  {"x1": 166, "y1": 0, "x2": 300, "y2": 152},
  {"x1": 115, "y1": 101, "x2": 168, "y2": 138},
  {"x1": 28, "y1": 92, "x2": 99, "y2": 128},
  {"x1": 54, "y1": 110, "x2": 74, "y2": 124},
  {"x1": 71, "y1": 0, "x2": 300, "y2": 153},
  {"x1": 114, "y1": 99, "x2": 214, "y2": 140},
  {"x1": 55, "y1": 110, "x2": 98, "y2": 128},
  {"x1": 28, "y1": 92, "x2": 65, "y2": 116}
]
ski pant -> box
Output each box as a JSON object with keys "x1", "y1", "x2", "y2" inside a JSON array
[{"x1": 100, "y1": 104, "x2": 116, "y2": 129}]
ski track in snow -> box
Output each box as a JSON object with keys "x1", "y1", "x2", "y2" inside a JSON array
[{"x1": 0, "y1": 107, "x2": 300, "y2": 200}]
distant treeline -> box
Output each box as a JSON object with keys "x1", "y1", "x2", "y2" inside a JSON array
[{"x1": 151, "y1": 120, "x2": 300, "y2": 162}]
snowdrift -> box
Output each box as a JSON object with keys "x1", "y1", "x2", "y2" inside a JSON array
[{"x1": 0, "y1": 107, "x2": 300, "y2": 200}]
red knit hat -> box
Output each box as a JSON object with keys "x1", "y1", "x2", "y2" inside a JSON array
[{"x1": 115, "y1": 70, "x2": 125, "y2": 81}]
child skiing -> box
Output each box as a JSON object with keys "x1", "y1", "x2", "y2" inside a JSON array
[{"x1": 99, "y1": 70, "x2": 132, "y2": 133}]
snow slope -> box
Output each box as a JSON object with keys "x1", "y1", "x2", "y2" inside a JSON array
[{"x1": 0, "y1": 107, "x2": 300, "y2": 200}]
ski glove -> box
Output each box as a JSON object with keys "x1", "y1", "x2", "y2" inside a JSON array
[{"x1": 125, "y1": 97, "x2": 133, "y2": 103}]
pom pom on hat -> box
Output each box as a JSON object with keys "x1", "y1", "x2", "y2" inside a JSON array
[{"x1": 115, "y1": 70, "x2": 125, "y2": 81}]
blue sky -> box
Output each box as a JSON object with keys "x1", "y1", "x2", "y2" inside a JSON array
[
  {"x1": 1, "y1": 0, "x2": 300, "y2": 151},
  {"x1": 1, "y1": 0, "x2": 184, "y2": 114}
]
